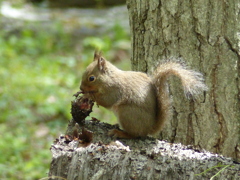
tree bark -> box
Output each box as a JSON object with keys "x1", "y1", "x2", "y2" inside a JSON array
[
  {"x1": 48, "y1": 119, "x2": 240, "y2": 180},
  {"x1": 127, "y1": 0, "x2": 240, "y2": 160}
]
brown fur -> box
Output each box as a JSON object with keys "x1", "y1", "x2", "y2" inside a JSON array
[{"x1": 80, "y1": 52, "x2": 207, "y2": 138}]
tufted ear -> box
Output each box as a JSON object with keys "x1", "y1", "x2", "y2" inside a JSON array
[
  {"x1": 98, "y1": 56, "x2": 106, "y2": 72},
  {"x1": 93, "y1": 51, "x2": 106, "y2": 72},
  {"x1": 94, "y1": 51, "x2": 101, "y2": 61}
]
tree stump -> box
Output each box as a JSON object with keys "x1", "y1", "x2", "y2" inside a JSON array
[{"x1": 48, "y1": 119, "x2": 240, "y2": 180}]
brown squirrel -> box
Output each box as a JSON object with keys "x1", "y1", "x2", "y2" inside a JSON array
[{"x1": 80, "y1": 52, "x2": 207, "y2": 138}]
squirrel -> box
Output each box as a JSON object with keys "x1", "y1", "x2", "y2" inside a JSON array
[{"x1": 80, "y1": 51, "x2": 207, "y2": 138}]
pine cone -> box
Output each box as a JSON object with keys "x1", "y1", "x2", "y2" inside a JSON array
[{"x1": 71, "y1": 92, "x2": 94, "y2": 126}]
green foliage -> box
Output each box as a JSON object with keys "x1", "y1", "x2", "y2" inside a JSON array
[
  {"x1": 0, "y1": 18, "x2": 130, "y2": 179},
  {"x1": 195, "y1": 164, "x2": 234, "y2": 179},
  {"x1": 82, "y1": 23, "x2": 130, "y2": 52}
]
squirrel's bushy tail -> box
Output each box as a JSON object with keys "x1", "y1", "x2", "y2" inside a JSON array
[{"x1": 151, "y1": 61, "x2": 208, "y2": 134}]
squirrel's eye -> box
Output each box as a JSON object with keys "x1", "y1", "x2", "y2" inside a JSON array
[{"x1": 88, "y1": 75, "x2": 95, "y2": 82}]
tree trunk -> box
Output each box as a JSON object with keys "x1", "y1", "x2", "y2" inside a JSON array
[{"x1": 127, "y1": 0, "x2": 240, "y2": 160}]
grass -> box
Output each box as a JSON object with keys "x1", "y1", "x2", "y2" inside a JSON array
[{"x1": 0, "y1": 15, "x2": 130, "y2": 179}]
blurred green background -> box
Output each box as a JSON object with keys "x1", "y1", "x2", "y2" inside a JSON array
[{"x1": 0, "y1": 0, "x2": 130, "y2": 179}]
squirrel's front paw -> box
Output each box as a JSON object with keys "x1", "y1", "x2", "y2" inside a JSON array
[{"x1": 108, "y1": 129, "x2": 134, "y2": 139}]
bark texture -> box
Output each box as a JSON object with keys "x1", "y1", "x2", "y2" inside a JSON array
[
  {"x1": 48, "y1": 119, "x2": 240, "y2": 180},
  {"x1": 127, "y1": 0, "x2": 240, "y2": 160}
]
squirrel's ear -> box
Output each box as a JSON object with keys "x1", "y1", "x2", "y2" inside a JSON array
[
  {"x1": 94, "y1": 51, "x2": 102, "y2": 61},
  {"x1": 98, "y1": 57, "x2": 106, "y2": 72}
]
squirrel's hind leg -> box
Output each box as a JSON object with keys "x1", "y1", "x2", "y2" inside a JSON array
[{"x1": 108, "y1": 129, "x2": 137, "y2": 139}]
